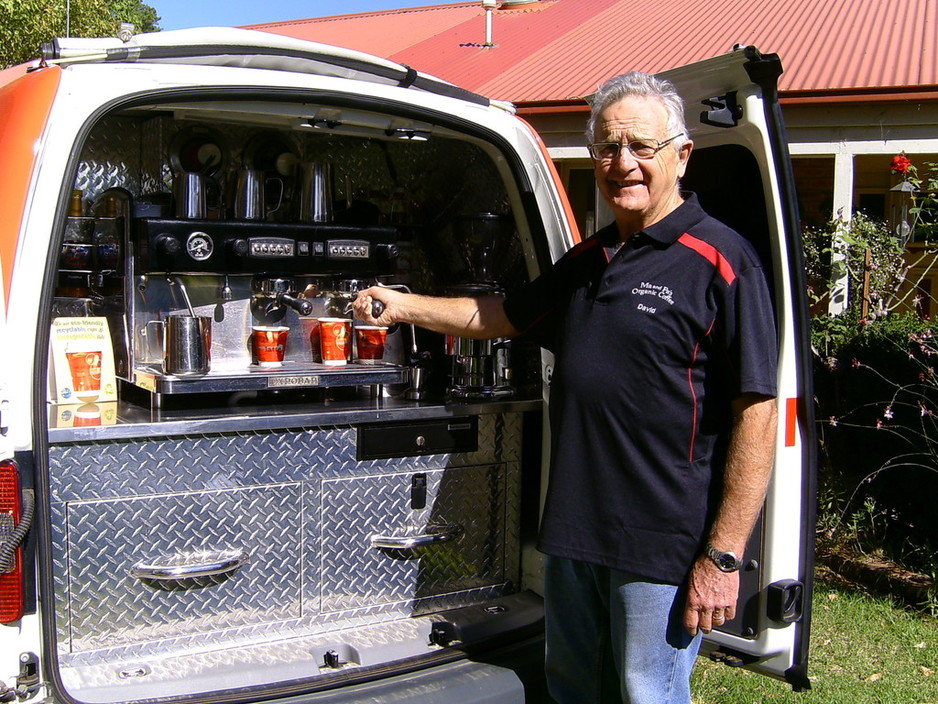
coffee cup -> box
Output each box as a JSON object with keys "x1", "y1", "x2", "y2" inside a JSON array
[
  {"x1": 73, "y1": 403, "x2": 102, "y2": 427},
  {"x1": 304, "y1": 318, "x2": 322, "y2": 363},
  {"x1": 252, "y1": 326, "x2": 289, "y2": 367},
  {"x1": 319, "y1": 318, "x2": 351, "y2": 366},
  {"x1": 65, "y1": 343, "x2": 102, "y2": 401},
  {"x1": 355, "y1": 325, "x2": 388, "y2": 363}
]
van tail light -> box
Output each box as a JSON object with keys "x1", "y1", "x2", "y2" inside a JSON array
[{"x1": 0, "y1": 458, "x2": 30, "y2": 624}]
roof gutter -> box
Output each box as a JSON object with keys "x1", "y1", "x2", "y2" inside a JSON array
[
  {"x1": 514, "y1": 86, "x2": 938, "y2": 114},
  {"x1": 780, "y1": 85, "x2": 938, "y2": 105},
  {"x1": 514, "y1": 102, "x2": 589, "y2": 115}
]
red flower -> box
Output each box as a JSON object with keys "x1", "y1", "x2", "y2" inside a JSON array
[{"x1": 891, "y1": 154, "x2": 912, "y2": 174}]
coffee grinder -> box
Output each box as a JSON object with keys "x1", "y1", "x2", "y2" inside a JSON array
[{"x1": 445, "y1": 212, "x2": 514, "y2": 399}]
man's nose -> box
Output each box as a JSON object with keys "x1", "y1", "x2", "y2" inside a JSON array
[{"x1": 609, "y1": 146, "x2": 638, "y2": 168}]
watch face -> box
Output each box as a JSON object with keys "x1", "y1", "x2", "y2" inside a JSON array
[
  {"x1": 186, "y1": 232, "x2": 214, "y2": 261},
  {"x1": 707, "y1": 545, "x2": 741, "y2": 572}
]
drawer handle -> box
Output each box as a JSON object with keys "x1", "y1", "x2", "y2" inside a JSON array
[
  {"x1": 370, "y1": 524, "x2": 462, "y2": 551},
  {"x1": 129, "y1": 549, "x2": 250, "y2": 581}
]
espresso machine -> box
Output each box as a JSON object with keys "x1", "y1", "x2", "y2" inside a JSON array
[
  {"x1": 444, "y1": 213, "x2": 514, "y2": 399},
  {"x1": 125, "y1": 215, "x2": 403, "y2": 396}
]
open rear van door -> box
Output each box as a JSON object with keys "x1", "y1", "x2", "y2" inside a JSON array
[{"x1": 660, "y1": 47, "x2": 816, "y2": 690}]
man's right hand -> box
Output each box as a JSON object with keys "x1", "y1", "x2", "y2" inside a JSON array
[{"x1": 353, "y1": 287, "x2": 399, "y2": 327}]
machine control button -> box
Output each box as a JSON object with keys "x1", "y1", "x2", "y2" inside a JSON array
[
  {"x1": 326, "y1": 239, "x2": 370, "y2": 260},
  {"x1": 248, "y1": 237, "x2": 296, "y2": 258},
  {"x1": 156, "y1": 234, "x2": 182, "y2": 256},
  {"x1": 231, "y1": 238, "x2": 249, "y2": 257}
]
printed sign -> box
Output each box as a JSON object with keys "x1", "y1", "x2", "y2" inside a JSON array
[{"x1": 49, "y1": 317, "x2": 117, "y2": 404}]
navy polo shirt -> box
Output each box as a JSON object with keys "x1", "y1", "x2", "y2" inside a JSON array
[{"x1": 503, "y1": 194, "x2": 777, "y2": 584}]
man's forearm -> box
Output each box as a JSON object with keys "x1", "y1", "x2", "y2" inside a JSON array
[
  {"x1": 706, "y1": 394, "x2": 778, "y2": 556},
  {"x1": 354, "y1": 287, "x2": 519, "y2": 339}
]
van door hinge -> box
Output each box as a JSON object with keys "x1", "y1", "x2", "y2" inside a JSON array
[
  {"x1": 15, "y1": 652, "x2": 40, "y2": 700},
  {"x1": 700, "y1": 92, "x2": 742, "y2": 128}
]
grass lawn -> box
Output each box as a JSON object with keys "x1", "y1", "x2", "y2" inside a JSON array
[{"x1": 692, "y1": 579, "x2": 938, "y2": 703}]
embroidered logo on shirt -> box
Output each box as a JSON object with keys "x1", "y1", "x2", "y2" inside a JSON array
[{"x1": 632, "y1": 281, "x2": 675, "y2": 313}]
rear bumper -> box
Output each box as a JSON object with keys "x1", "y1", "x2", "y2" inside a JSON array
[{"x1": 258, "y1": 632, "x2": 548, "y2": 704}]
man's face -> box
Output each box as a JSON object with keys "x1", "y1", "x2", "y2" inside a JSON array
[{"x1": 593, "y1": 95, "x2": 693, "y2": 236}]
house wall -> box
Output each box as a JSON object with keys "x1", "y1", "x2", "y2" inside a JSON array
[
  {"x1": 529, "y1": 99, "x2": 938, "y2": 314},
  {"x1": 784, "y1": 99, "x2": 938, "y2": 225}
]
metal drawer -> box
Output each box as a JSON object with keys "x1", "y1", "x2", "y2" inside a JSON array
[
  {"x1": 356, "y1": 417, "x2": 479, "y2": 460},
  {"x1": 64, "y1": 483, "x2": 302, "y2": 651}
]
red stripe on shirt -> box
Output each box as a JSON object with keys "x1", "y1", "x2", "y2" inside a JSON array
[
  {"x1": 687, "y1": 317, "x2": 717, "y2": 461},
  {"x1": 677, "y1": 233, "x2": 737, "y2": 286}
]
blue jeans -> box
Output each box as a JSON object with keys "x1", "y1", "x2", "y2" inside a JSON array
[{"x1": 544, "y1": 556, "x2": 702, "y2": 704}]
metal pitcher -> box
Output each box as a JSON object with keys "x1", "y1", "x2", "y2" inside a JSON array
[
  {"x1": 173, "y1": 172, "x2": 207, "y2": 219},
  {"x1": 233, "y1": 168, "x2": 283, "y2": 221},
  {"x1": 297, "y1": 162, "x2": 333, "y2": 223},
  {"x1": 163, "y1": 314, "x2": 212, "y2": 376}
]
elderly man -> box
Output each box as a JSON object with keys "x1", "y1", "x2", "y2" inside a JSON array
[{"x1": 354, "y1": 71, "x2": 778, "y2": 704}]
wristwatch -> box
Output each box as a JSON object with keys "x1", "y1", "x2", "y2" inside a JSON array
[{"x1": 705, "y1": 544, "x2": 742, "y2": 572}]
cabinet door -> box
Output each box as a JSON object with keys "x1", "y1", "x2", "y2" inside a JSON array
[{"x1": 320, "y1": 465, "x2": 510, "y2": 613}]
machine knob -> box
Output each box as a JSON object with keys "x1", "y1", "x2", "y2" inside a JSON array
[
  {"x1": 230, "y1": 238, "x2": 249, "y2": 257},
  {"x1": 156, "y1": 234, "x2": 181, "y2": 256},
  {"x1": 376, "y1": 243, "x2": 399, "y2": 262}
]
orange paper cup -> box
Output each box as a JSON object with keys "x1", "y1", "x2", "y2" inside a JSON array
[
  {"x1": 73, "y1": 403, "x2": 102, "y2": 427},
  {"x1": 305, "y1": 318, "x2": 322, "y2": 363},
  {"x1": 319, "y1": 318, "x2": 351, "y2": 366},
  {"x1": 66, "y1": 347, "x2": 102, "y2": 400},
  {"x1": 355, "y1": 325, "x2": 388, "y2": 363},
  {"x1": 252, "y1": 326, "x2": 289, "y2": 367}
]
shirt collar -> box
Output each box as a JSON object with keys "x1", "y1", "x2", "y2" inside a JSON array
[
  {"x1": 640, "y1": 193, "x2": 708, "y2": 245},
  {"x1": 595, "y1": 192, "x2": 708, "y2": 248}
]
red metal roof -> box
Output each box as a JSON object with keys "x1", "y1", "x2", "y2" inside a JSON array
[{"x1": 249, "y1": 0, "x2": 938, "y2": 104}]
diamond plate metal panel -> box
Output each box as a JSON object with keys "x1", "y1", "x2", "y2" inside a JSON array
[
  {"x1": 321, "y1": 465, "x2": 506, "y2": 613},
  {"x1": 65, "y1": 483, "x2": 302, "y2": 651},
  {"x1": 49, "y1": 414, "x2": 520, "y2": 502},
  {"x1": 75, "y1": 116, "x2": 150, "y2": 206},
  {"x1": 48, "y1": 414, "x2": 524, "y2": 668}
]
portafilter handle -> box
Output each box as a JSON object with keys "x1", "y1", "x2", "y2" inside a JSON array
[{"x1": 279, "y1": 292, "x2": 313, "y2": 316}]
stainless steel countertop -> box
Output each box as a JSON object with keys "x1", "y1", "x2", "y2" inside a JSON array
[{"x1": 48, "y1": 392, "x2": 544, "y2": 443}]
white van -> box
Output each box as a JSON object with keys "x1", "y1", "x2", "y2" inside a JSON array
[{"x1": 0, "y1": 28, "x2": 815, "y2": 703}]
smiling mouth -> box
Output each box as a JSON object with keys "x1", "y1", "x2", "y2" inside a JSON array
[{"x1": 611, "y1": 179, "x2": 644, "y2": 189}]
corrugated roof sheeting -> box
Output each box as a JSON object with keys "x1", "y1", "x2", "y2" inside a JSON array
[
  {"x1": 255, "y1": 0, "x2": 938, "y2": 103},
  {"x1": 249, "y1": 4, "x2": 479, "y2": 59}
]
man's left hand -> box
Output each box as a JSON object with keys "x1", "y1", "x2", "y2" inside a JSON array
[{"x1": 683, "y1": 557, "x2": 739, "y2": 636}]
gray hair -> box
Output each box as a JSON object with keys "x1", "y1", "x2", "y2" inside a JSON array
[{"x1": 586, "y1": 71, "x2": 689, "y2": 150}]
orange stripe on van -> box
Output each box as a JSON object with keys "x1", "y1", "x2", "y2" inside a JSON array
[
  {"x1": 0, "y1": 66, "x2": 62, "y2": 312},
  {"x1": 516, "y1": 115, "x2": 582, "y2": 244},
  {"x1": 785, "y1": 397, "x2": 798, "y2": 447}
]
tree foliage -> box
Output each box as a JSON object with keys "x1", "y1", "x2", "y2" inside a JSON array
[{"x1": 0, "y1": 0, "x2": 160, "y2": 69}]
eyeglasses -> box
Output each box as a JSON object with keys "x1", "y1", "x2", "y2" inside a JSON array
[{"x1": 587, "y1": 134, "x2": 683, "y2": 161}]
